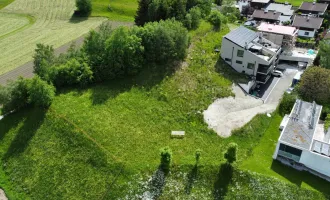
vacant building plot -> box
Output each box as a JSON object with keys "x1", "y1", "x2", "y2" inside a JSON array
[{"x1": 0, "y1": 0, "x2": 106, "y2": 75}]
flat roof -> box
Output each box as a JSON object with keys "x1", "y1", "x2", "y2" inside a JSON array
[
  {"x1": 257, "y1": 23, "x2": 297, "y2": 36},
  {"x1": 223, "y1": 26, "x2": 258, "y2": 48},
  {"x1": 266, "y1": 3, "x2": 294, "y2": 16},
  {"x1": 299, "y1": 2, "x2": 328, "y2": 13},
  {"x1": 292, "y1": 15, "x2": 323, "y2": 29},
  {"x1": 280, "y1": 100, "x2": 322, "y2": 150},
  {"x1": 252, "y1": 10, "x2": 281, "y2": 21}
]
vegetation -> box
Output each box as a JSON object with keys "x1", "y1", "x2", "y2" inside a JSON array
[
  {"x1": 0, "y1": 0, "x2": 105, "y2": 75},
  {"x1": 208, "y1": 10, "x2": 225, "y2": 31},
  {"x1": 325, "y1": 114, "x2": 330, "y2": 131},
  {"x1": 75, "y1": 0, "x2": 92, "y2": 16},
  {"x1": 318, "y1": 41, "x2": 330, "y2": 69},
  {"x1": 298, "y1": 67, "x2": 330, "y2": 104},
  {"x1": 276, "y1": 0, "x2": 313, "y2": 7},
  {"x1": 224, "y1": 142, "x2": 237, "y2": 164},
  {"x1": 278, "y1": 93, "x2": 296, "y2": 116},
  {"x1": 160, "y1": 146, "x2": 172, "y2": 172},
  {"x1": 0, "y1": 0, "x2": 14, "y2": 9}
]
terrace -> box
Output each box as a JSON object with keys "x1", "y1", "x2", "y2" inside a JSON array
[{"x1": 248, "y1": 36, "x2": 281, "y2": 62}]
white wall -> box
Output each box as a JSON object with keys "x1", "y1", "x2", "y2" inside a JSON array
[
  {"x1": 220, "y1": 38, "x2": 274, "y2": 76},
  {"x1": 297, "y1": 29, "x2": 316, "y2": 38},
  {"x1": 300, "y1": 150, "x2": 330, "y2": 177}
]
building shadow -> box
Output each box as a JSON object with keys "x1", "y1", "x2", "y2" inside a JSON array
[
  {"x1": 143, "y1": 166, "x2": 167, "y2": 199},
  {"x1": 2, "y1": 108, "x2": 46, "y2": 160},
  {"x1": 271, "y1": 160, "x2": 330, "y2": 196},
  {"x1": 185, "y1": 164, "x2": 198, "y2": 195},
  {"x1": 213, "y1": 163, "x2": 234, "y2": 200}
]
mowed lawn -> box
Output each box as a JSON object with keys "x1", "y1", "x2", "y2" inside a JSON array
[
  {"x1": 0, "y1": 0, "x2": 14, "y2": 9},
  {"x1": 0, "y1": 0, "x2": 106, "y2": 75},
  {"x1": 92, "y1": 0, "x2": 138, "y2": 22}
]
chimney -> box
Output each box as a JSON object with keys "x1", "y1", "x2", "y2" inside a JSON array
[{"x1": 264, "y1": 9, "x2": 268, "y2": 13}]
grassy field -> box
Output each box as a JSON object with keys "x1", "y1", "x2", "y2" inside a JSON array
[
  {"x1": 276, "y1": 0, "x2": 312, "y2": 7},
  {"x1": 91, "y1": 0, "x2": 138, "y2": 22},
  {"x1": 0, "y1": 0, "x2": 14, "y2": 9},
  {"x1": 0, "y1": 0, "x2": 106, "y2": 75},
  {"x1": 0, "y1": 21, "x2": 329, "y2": 199}
]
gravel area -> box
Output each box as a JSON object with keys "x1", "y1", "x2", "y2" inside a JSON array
[{"x1": 0, "y1": 189, "x2": 7, "y2": 200}]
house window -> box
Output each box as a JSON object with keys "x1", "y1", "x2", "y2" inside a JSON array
[
  {"x1": 237, "y1": 50, "x2": 244, "y2": 57},
  {"x1": 225, "y1": 58, "x2": 231, "y2": 62},
  {"x1": 304, "y1": 32, "x2": 309, "y2": 36},
  {"x1": 247, "y1": 63, "x2": 255, "y2": 69},
  {"x1": 236, "y1": 60, "x2": 243, "y2": 64}
]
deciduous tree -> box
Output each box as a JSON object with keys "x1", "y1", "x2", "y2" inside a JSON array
[
  {"x1": 224, "y1": 142, "x2": 237, "y2": 164},
  {"x1": 76, "y1": 0, "x2": 92, "y2": 16}
]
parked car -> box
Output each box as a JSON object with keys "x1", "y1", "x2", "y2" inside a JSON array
[{"x1": 272, "y1": 70, "x2": 283, "y2": 77}]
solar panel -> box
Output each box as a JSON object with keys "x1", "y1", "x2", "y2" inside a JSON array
[
  {"x1": 313, "y1": 141, "x2": 322, "y2": 153},
  {"x1": 321, "y1": 143, "x2": 330, "y2": 156}
]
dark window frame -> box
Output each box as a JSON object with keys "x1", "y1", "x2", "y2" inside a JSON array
[
  {"x1": 236, "y1": 60, "x2": 243, "y2": 64},
  {"x1": 247, "y1": 63, "x2": 255, "y2": 69},
  {"x1": 237, "y1": 50, "x2": 244, "y2": 58}
]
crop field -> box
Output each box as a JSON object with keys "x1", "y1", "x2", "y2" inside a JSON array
[{"x1": 0, "y1": 0, "x2": 106, "y2": 75}]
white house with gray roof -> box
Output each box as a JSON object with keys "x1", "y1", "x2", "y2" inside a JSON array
[
  {"x1": 273, "y1": 99, "x2": 330, "y2": 181},
  {"x1": 221, "y1": 26, "x2": 281, "y2": 86}
]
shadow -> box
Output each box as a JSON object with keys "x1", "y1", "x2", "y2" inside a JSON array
[
  {"x1": 2, "y1": 108, "x2": 46, "y2": 160},
  {"x1": 271, "y1": 160, "x2": 330, "y2": 196},
  {"x1": 185, "y1": 164, "x2": 198, "y2": 195},
  {"x1": 215, "y1": 59, "x2": 249, "y2": 83},
  {"x1": 253, "y1": 76, "x2": 275, "y2": 98},
  {"x1": 69, "y1": 15, "x2": 89, "y2": 24},
  {"x1": 143, "y1": 165, "x2": 167, "y2": 199},
  {"x1": 213, "y1": 163, "x2": 233, "y2": 200},
  {"x1": 89, "y1": 62, "x2": 178, "y2": 105},
  {"x1": 0, "y1": 111, "x2": 26, "y2": 142}
]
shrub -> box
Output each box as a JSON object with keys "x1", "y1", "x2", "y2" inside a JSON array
[
  {"x1": 279, "y1": 93, "x2": 296, "y2": 116},
  {"x1": 75, "y1": 0, "x2": 92, "y2": 16},
  {"x1": 208, "y1": 10, "x2": 222, "y2": 31},
  {"x1": 189, "y1": 7, "x2": 201, "y2": 30},
  {"x1": 319, "y1": 41, "x2": 330, "y2": 69},
  {"x1": 28, "y1": 76, "x2": 56, "y2": 108},
  {"x1": 160, "y1": 146, "x2": 172, "y2": 172},
  {"x1": 195, "y1": 149, "x2": 201, "y2": 164},
  {"x1": 325, "y1": 114, "x2": 330, "y2": 131},
  {"x1": 33, "y1": 44, "x2": 55, "y2": 80},
  {"x1": 320, "y1": 105, "x2": 330, "y2": 120},
  {"x1": 224, "y1": 142, "x2": 237, "y2": 164},
  {"x1": 0, "y1": 77, "x2": 29, "y2": 114}
]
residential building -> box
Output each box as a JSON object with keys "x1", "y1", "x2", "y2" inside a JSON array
[
  {"x1": 298, "y1": 2, "x2": 328, "y2": 16},
  {"x1": 292, "y1": 15, "x2": 323, "y2": 38},
  {"x1": 257, "y1": 23, "x2": 297, "y2": 47},
  {"x1": 317, "y1": 0, "x2": 330, "y2": 8},
  {"x1": 250, "y1": 0, "x2": 272, "y2": 9},
  {"x1": 265, "y1": 3, "x2": 294, "y2": 23},
  {"x1": 252, "y1": 10, "x2": 281, "y2": 23},
  {"x1": 220, "y1": 26, "x2": 281, "y2": 85},
  {"x1": 273, "y1": 99, "x2": 330, "y2": 181}
]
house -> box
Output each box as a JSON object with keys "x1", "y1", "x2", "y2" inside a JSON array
[
  {"x1": 265, "y1": 3, "x2": 294, "y2": 23},
  {"x1": 252, "y1": 10, "x2": 281, "y2": 23},
  {"x1": 292, "y1": 15, "x2": 323, "y2": 38},
  {"x1": 220, "y1": 26, "x2": 281, "y2": 85},
  {"x1": 257, "y1": 23, "x2": 297, "y2": 47},
  {"x1": 298, "y1": 2, "x2": 328, "y2": 16},
  {"x1": 250, "y1": 0, "x2": 272, "y2": 9},
  {"x1": 317, "y1": 0, "x2": 330, "y2": 8},
  {"x1": 273, "y1": 99, "x2": 330, "y2": 181}
]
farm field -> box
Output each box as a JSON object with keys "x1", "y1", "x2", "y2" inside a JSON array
[
  {"x1": 0, "y1": 21, "x2": 329, "y2": 199},
  {"x1": 0, "y1": 0, "x2": 106, "y2": 75},
  {"x1": 91, "y1": 0, "x2": 138, "y2": 22}
]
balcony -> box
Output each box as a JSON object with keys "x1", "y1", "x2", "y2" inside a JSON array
[
  {"x1": 256, "y1": 73, "x2": 271, "y2": 84},
  {"x1": 257, "y1": 63, "x2": 274, "y2": 75},
  {"x1": 278, "y1": 150, "x2": 301, "y2": 162}
]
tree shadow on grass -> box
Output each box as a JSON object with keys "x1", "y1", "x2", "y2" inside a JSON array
[
  {"x1": 213, "y1": 163, "x2": 233, "y2": 200},
  {"x1": 271, "y1": 160, "x2": 330, "y2": 196},
  {"x1": 69, "y1": 14, "x2": 89, "y2": 24},
  {"x1": 143, "y1": 165, "x2": 168, "y2": 199},
  {"x1": 0, "y1": 111, "x2": 26, "y2": 142},
  {"x1": 2, "y1": 107, "x2": 46, "y2": 160},
  {"x1": 185, "y1": 164, "x2": 198, "y2": 195}
]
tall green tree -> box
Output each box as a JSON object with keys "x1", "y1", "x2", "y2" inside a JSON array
[
  {"x1": 135, "y1": 0, "x2": 150, "y2": 26},
  {"x1": 33, "y1": 44, "x2": 55, "y2": 80},
  {"x1": 318, "y1": 41, "x2": 330, "y2": 69},
  {"x1": 28, "y1": 76, "x2": 56, "y2": 108},
  {"x1": 76, "y1": 0, "x2": 92, "y2": 16},
  {"x1": 208, "y1": 10, "x2": 222, "y2": 31},
  {"x1": 189, "y1": 7, "x2": 201, "y2": 29}
]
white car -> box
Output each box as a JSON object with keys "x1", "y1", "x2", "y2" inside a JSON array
[{"x1": 272, "y1": 70, "x2": 283, "y2": 77}]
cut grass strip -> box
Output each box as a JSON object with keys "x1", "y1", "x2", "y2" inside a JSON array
[{"x1": 0, "y1": 0, "x2": 14, "y2": 10}]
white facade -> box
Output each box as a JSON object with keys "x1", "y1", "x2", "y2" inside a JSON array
[
  {"x1": 297, "y1": 29, "x2": 316, "y2": 38},
  {"x1": 300, "y1": 150, "x2": 330, "y2": 177}
]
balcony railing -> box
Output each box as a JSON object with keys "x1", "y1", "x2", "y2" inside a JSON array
[{"x1": 278, "y1": 150, "x2": 301, "y2": 162}]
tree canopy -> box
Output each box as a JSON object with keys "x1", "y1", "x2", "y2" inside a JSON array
[{"x1": 75, "y1": 0, "x2": 92, "y2": 16}]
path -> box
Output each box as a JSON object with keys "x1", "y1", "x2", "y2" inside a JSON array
[
  {"x1": 0, "y1": 21, "x2": 133, "y2": 85},
  {"x1": 0, "y1": 189, "x2": 7, "y2": 200}
]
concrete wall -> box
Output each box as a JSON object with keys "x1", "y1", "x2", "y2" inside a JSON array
[
  {"x1": 300, "y1": 150, "x2": 330, "y2": 177},
  {"x1": 297, "y1": 29, "x2": 316, "y2": 38}
]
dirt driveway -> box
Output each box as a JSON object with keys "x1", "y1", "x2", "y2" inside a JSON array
[
  {"x1": 204, "y1": 69, "x2": 298, "y2": 137},
  {"x1": 0, "y1": 189, "x2": 7, "y2": 200}
]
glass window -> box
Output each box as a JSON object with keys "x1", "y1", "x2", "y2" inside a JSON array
[
  {"x1": 304, "y1": 32, "x2": 309, "y2": 36},
  {"x1": 237, "y1": 50, "x2": 244, "y2": 57},
  {"x1": 236, "y1": 60, "x2": 243, "y2": 64},
  {"x1": 225, "y1": 58, "x2": 231, "y2": 62},
  {"x1": 247, "y1": 63, "x2": 255, "y2": 69}
]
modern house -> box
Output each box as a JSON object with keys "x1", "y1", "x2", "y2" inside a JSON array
[
  {"x1": 257, "y1": 23, "x2": 297, "y2": 47},
  {"x1": 250, "y1": 0, "x2": 272, "y2": 9},
  {"x1": 292, "y1": 15, "x2": 323, "y2": 38},
  {"x1": 265, "y1": 3, "x2": 294, "y2": 23},
  {"x1": 298, "y1": 2, "x2": 328, "y2": 16},
  {"x1": 220, "y1": 26, "x2": 281, "y2": 85},
  {"x1": 317, "y1": 0, "x2": 330, "y2": 9},
  {"x1": 252, "y1": 10, "x2": 281, "y2": 23},
  {"x1": 273, "y1": 99, "x2": 330, "y2": 181}
]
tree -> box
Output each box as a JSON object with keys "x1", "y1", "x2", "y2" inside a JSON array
[
  {"x1": 318, "y1": 41, "x2": 330, "y2": 69},
  {"x1": 160, "y1": 146, "x2": 172, "y2": 172},
  {"x1": 298, "y1": 67, "x2": 330, "y2": 104},
  {"x1": 224, "y1": 142, "x2": 237, "y2": 164},
  {"x1": 208, "y1": 10, "x2": 222, "y2": 31},
  {"x1": 28, "y1": 76, "x2": 56, "y2": 108},
  {"x1": 195, "y1": 149, "x2": 201, "y2": 164},
  {"x1": 76, "y1": 0, "x2": 92, "y2": 16},
  {"x1": 171, "y1": 0, "x2": 187, "y2": 21},
  {"x1": 279, "y1": 93, "x2": 296, "y2": 116},
  {"x1": 135, "y1": 0, "x2": 150, "y2": 26},
  {"x1": 189, "y1": 7, "x2": 201, "y2": 29},
  {"x1": 33, "y1": 44, "x2": 55, "y2": 80},
  {"x1": 103, "y1": 27, "x2": 144, "y2": 79}
]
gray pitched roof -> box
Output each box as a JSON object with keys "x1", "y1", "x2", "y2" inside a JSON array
[
  {"x1": 266, "y1": 3, "x2": 294, "y2": 16},
  {"x1": 292, "y1": 15, "x2": 323, "y2": 29},
  {"x1": 299, "y1": 2, "x2": 328, "y2": 13},
  {"x1": 223, "y1": 26, "x2": 258, "y2": 48},
  {"x1": 252, "y1": 10, "x2": 281, "y2": 21}
]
